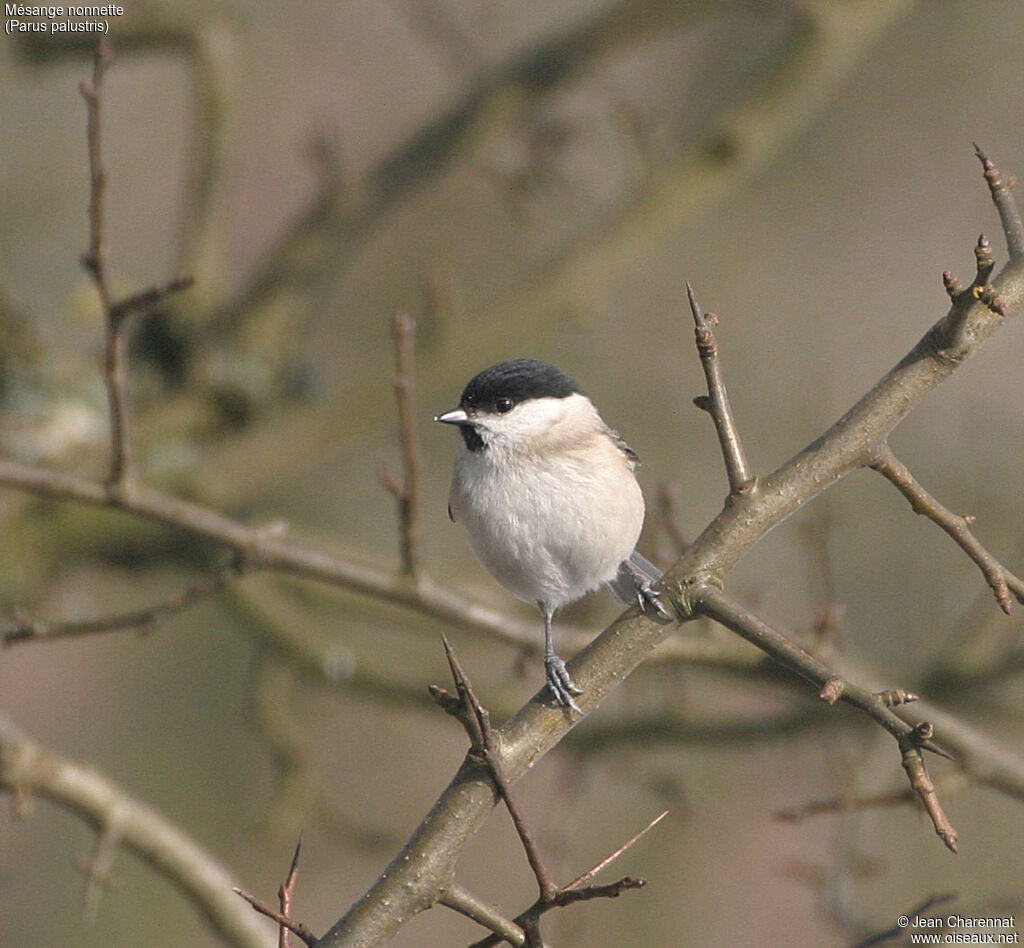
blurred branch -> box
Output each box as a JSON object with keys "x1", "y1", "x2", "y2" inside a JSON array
[
  {"x1": 0, "y1": 712, "x2": 273, "y2": 948},
  {"x1": 3, "y1": 560, "x2": 240, "y2": 646},
  {"x1": 378, "y1": 311, "x2": 423, "y2": 576},
  {"x1": 0, "y1": 452, "x2": 748, "y2": 669},
  {"x1": 482, "y1": 0, "x2": 917, "y2": 329}
]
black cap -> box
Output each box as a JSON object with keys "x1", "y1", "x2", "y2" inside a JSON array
[{"x1": 459, "y1": 359, "x2": 581, "y2": 413}]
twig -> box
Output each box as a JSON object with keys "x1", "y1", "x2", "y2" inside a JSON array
[
  {"x1": 435, "y1": 640, "x2": 662, "y2": 948},
  {"x1": 378, "y1": 310, "x2": 423, "y2": 576},
  {"x1": 4, "y1": 561, "x2": 242, "y2": 646},
  {"x1": 868, "y1": 444, "x2": 1024, "y2": 615},
  {"x1": 976, "y1": 144, "x2": 1024, "y2": 261},
  {"x1": 437, "y1": 883, "x2": 525, "y2": 946},
  {"x1": 79, "y1": 38, "x2": 135, "y2": 487},
  {"x1": 686, "y1": 283, "x2": 753, "y2": 493},
  {"x1": 692, "y1": 586, "x2": 959, "y2": 852},
  {"x1": 563, "y1": 810, "x2": 667, "y2": 890},
  {"x1": 901, "y1": 741, "x2": 960, "y2": 853},
  {"x1": 279, "y1": 837, "x2": 304, "y2": 948},
  {"x1": 233, "y1": 835, "x2": 314, "y2": 947},
  {"x1": 78, "y1": 40, "x2": 195, "y2": 488},
  {"x1": 234, "y1": 889, "x2": 316, "y2": 948},
  {"x1": 0, "y1": 713, "x2": 272, "y2": 948}
]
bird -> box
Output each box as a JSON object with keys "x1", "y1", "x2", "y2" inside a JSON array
[{"x1": 436, "y1": 358, "x2": 669, "y2": 712}]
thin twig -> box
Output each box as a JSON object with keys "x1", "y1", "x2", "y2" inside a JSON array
[
  {"x1": 233, "y1": 834, "x2": 315, "y2": 947},
  {"x1": 278, "y1": 837, "x2": 303, "y2": 948},
  {"x1": 79, "y1": 38, "x2": 135, "y2": 487},
  {"x1": 563, "y1": 810, "x2": 668, "y2": 890},
  {"x1": 379, "y1": 310, "x2": 423, "y2": 576},
  {"x1": 686, "y1": 283, "x2": 753, "y2": 493},
  {"x1": 976, "y1": 144, "x2": 1024, "y2": 261},
  {"x1": 692, "y1": 586, "x2": 959, "y2": 852},
  {"x1": 901, "y1": 742, "x2": 960, "y2": 853},
  {"x1": 869, "y1": 444, "x2": 1024, "y2": 615},
  {"x1": 440, "y1": 638, "x2": 557, "y2": 901},
  {"x1": 437, "y1": 883, "x2": 525, "y2": 946},
  {"x1": 233, "y1": 888, "x2": 316, "y2": 947},
  {"x1": 4, "y1": 561, "x2": 242, "y2": 646}
]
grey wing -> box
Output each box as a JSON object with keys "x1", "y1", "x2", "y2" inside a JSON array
[{"x1": 606, "y1": 426, "x2": 639, "y2": 467}]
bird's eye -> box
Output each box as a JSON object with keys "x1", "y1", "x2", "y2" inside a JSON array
[{"x1": 494, "y1": 397, "x2": 514, "y2": 414}]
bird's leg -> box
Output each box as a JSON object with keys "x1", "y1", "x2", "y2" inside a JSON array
[{"x1": 541, "y1": 606, "x2": 583, "y2": 713}]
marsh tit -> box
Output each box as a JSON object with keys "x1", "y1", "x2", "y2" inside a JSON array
[{"x1": 436, "y1": 358, "x2": 669, "y2": 713}]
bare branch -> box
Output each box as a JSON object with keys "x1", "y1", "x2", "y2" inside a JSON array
[
  {"x1": 438, "y1": 638, "x2": 557, "y2": 901},
  {"x1": 691, "y1": 587, "x2": 959, "y2": 852},
  {"x1": 378, "y1": 310, "x2": 423, "y2": 576},
  {"x1": 279, "y1": 837, "x2": 304, "y2": 948},
  {"x1": 869, "y1": 444, "x2": 1024, "y2": 614},
  {"x1": 4, "y1": 561, "x2": 241, "y2": 646},
  {"x1": 976, "y1": 144, "x2": 1024, "y2": 260},
  {"x1": 437, "y1": 884, "x2": 525, "y2": 946},
  {"x1": 687, "y1": 283, "x2": 753, "y2": 493},
  {"x1": 0, "y1": 713, "x2": 273, "y2": 948},
  {"x1": 900, "y1": 744, "x2": 959, "y2": 853}
]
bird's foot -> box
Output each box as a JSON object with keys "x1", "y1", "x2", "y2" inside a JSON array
[
  {"x1": 633, "y1": 575, "x2": 674, "y2": 622},
  {"x1": 544, "y1": 653, "x2": 583, "y2": 714}
]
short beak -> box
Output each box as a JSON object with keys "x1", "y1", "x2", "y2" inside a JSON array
[{"x1": 435, "y1": 407, "x2": 470, "y2": 425}]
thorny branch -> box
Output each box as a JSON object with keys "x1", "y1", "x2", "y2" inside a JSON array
[
  {"x1": 312, "y1": 148, "x2": 1024, "y2": 945},
  {"x1": 6, "y1": 31, "x2": 1024, "y2": 948},
  {"x1": 235, "y1": 837, "x2": 317, "y2": 948},
  {"x1": 431, "y1": 640, "x2": 662, "y2": 947}
]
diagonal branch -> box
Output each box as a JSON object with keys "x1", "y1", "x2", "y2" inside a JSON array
[
  {"x1": 868, "y1": 444, "x2": 1024, "y2": 615},
  {"x1": 0, "y1": 712, "x2": 273, "y2": 948},
  {"x1": 692, "y1": 587, "x2": 959, "y2": 852}
]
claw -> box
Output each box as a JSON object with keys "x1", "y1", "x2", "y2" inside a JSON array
[
  {"x1": 545, "y1": 654, "x2": 583, "y2": 714},
  {"x1": 635, "y1": 577, "x2": 673, "y2": 621}
]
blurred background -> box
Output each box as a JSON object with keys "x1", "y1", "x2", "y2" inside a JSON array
[{"x1": 2, "y1": 1, "x2": 1024, "y2": 945}]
